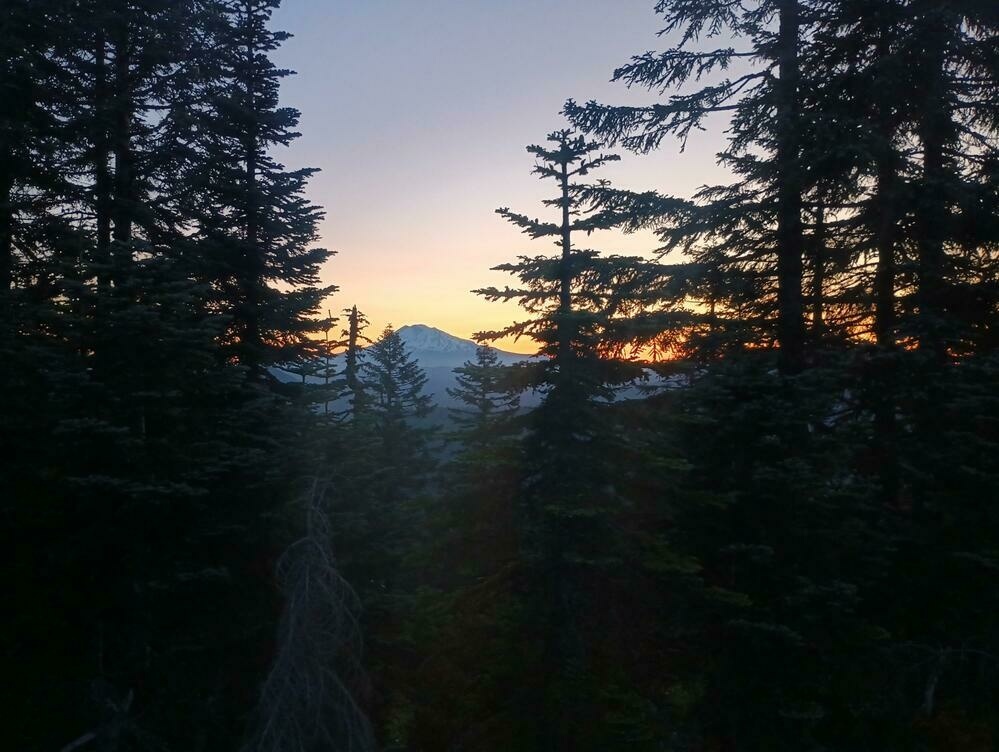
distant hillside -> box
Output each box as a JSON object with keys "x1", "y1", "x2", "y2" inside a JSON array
[
  {"x1": 271, "y1": 324, "x2": 674, "y2": 410},
  {"x1": 396, "y1": 325, "x2": 539, "y2": 408},
  {"x1": 271, "y1": 324, "x2": 538, "y2": 408}
]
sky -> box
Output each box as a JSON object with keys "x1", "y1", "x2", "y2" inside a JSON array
[{"x1": 271, "y1": 0, "x2": 732, "y2": 352}]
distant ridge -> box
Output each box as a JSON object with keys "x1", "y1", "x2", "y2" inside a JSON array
[
  {"x1": 271, "y1": 323, "x2": 529, "y2": 387},
  {"x1": 271, "y1": 323, "x2": 670, "y2": 408}
]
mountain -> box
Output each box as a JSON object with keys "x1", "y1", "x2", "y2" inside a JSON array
[
  {"x1": 393, "y1": 324, "x2": 535, "y2": 408},
  {"x1": 270, "y1": 324, "x2": 534, "y2": 408},
  {"x1": 395, "y1": 324, "x2": 527, "y2": 369},
  {"x1": 271, "y1": 324, "x2": 673, "y2": 409}
]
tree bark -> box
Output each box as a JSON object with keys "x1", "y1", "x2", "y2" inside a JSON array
[
  {"x1": 809, "y1": 199, "x2": 826, "y2": 339},
  {"x1": 775, "y1": 0, "x2": 806, "y2": 374},
  {"x1": 94, "y1": 32, "x2": 112, "y2": 292},
  {"x1": 0, "y1": 169, "x2": 12, "y2": 293},
  {"x1": 111, "y1": 15, "x2": 133, "y2": 255},
  {"x1": 915, "y1": 9, "x2": 952, "y2": 360},
  {"x1": 241, "y1": 0, "x2": 264, "y2": 371},
  {"x1": 872, "y1": 56, "x2": 902, "y2": 507},
  {"x1": 346, "y1": 305, "x2": 362, "y2": 408},
  {"x1": 558, "y1": 157, "x2": 572, "y2": 366}
]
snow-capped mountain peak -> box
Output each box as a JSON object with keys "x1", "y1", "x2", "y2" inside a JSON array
[
  {"x1": 271, "y1": 324, "x2": 529, "y2": 393},
  {"x1": 396, "y1": 324, "x2": 479, "y2": 354}
]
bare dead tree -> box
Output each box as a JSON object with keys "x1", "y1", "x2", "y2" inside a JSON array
[{"x1": 244, "y1": 480, "x2": 375, "y2": 752}]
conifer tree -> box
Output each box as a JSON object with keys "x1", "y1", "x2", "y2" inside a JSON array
[
  {"x1": 340, "y1": 304, "x2": 372, "y2": 415},
  {"x1": 72, "y1": 0, "x2": 207, "y2": 275},
  {"x1": 564, "y1": 0, "x2": 825, "y2": 373},
  {"x1": 359, "y1": 326, "x2": 434, "y2": 473},
  {"x1": 332, "y1": 325, "x2": 434, "y2": 601},
  {"x1": 441, "y1": 343, "x2": 522, "y2": 571},
  {"x1": 392, "y1": 344, "x2": 526, "y2": 749},
  {"x1": 193, "y1": 0, "x2": 333, "y2": 371},
  {"x1": 560, "y1": 4, "x2": 999, "y2": 748},
  {"x1": 325, "y1": 326, "x2": 435, "y2": 745},
  {"x1": 477, "y1": 130, "x2": 649, "y2": 750},
  {"x1": 245, "y1": 482, "x2": 375, "y2": 752},
  {"x1": 447, "y1": 344, "x2": 520, "y2": 448},
  {"x1": 1, "y1": 1, "x2": 347, "y2": 748},
  {"x1": 0, "y1": 0, "x2": 78, "y2": 301}
]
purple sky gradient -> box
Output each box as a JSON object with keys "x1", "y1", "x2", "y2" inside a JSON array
[{"x1": 271, "y1": 0, "x2": 733, "y2": 350}]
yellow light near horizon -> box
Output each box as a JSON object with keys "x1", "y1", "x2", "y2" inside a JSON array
[{"x1": 316, "y1": 221, "x2": 665, "y2": 358}]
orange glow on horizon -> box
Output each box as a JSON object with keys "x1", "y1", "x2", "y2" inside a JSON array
[{"x1": 272, "y1": 0, "x2": 736, "y2": 365}]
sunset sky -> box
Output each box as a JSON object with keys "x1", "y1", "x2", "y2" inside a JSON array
[{"x1": 271, "y1": 0, "x2": 732, "y2": 352}]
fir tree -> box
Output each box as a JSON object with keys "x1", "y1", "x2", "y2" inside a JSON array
[
  {"x1": 564, "y1": 0, "x2": 827, "y2": 373},
  {"x1": 327, "y1": 326, "x2": 436, "y2": 746},
  {"x1": 476, "y1": 130, "x2": 650, "y2": 750},
  {"x1": 562, "y1": 3, "x2": 999, "y2": 747},
  {"x1": 339, "y1": 304, "x2": 372, "y2": 416},
  {"x1": 331, "y1": 325, "x2": 435, "y2": 595},
  {"x1": 0, "y1": 0, "x2": 77, "y2": 301},
  {"x1": 391, "y1": 344, "x2": 527, "y2": 749},
  {"x1": 193, "y1": 0, "x2": 333, "y2": 372},
  {"x1": 1, "y1": 2, "x2": 349, "y2": 748},
  {"x1": 358, "y1": 326, "x2": 435, "y2": 483},
  {"x1": 447, "y1": 344, "x2": 520, "y2": 448}
]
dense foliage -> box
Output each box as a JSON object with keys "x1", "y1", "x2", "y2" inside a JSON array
[
  {"x1": 1, "y1": 1, "x2": 361, "y2": 749},
  {"x1": 5, "y1": 1, "x2": 999, "y2": 751}
]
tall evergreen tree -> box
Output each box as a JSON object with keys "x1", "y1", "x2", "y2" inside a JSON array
[
  {"x1": 564, "y1": 0, "x2": 828, "y2": 373},
  {"x1": 394, "y1": 347, "x2": 525, "y2": 749},
  {"x1": 339, "y1": 304, "x2": 372, "y2": 415},
  {"x1": 1, "y1": 1, "x2": 350, "y2": 749},
  {"x1": 476, "y1": 130, "x2": 649, "y2": 750},
  {"x1": 562, "y1": 3, "x2": 999, "y2": 748},
  {"x1": 358, "y1": 326, "x2": 435, "y2": 489},
  {"x1": 326, "y1": 326, "x2": 435, "y2": 746},
  {"x1": 193, "y1": 0, "x2": 333, "y2": 371},
  {"x1": 0, "y1": 0, "x2": 78, "y2": 302}
]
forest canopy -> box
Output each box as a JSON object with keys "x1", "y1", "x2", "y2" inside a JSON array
[{"x1": 3, "y1": 1, "x2": 999, "y2": 751}]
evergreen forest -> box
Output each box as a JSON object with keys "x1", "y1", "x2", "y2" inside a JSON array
[{"x1": 4, "y1": 1, "x2": 999, "y2": 750}]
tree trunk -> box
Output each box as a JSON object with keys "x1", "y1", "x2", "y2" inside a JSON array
[
  {"x1": 873, "y1": 167, "x2": 897, "y2": 348},
  {"x1": 0, "y1": 169, "x2": 12, "y2": 293},
  {"x1": 915, "y1": 5, "x2": 953, "y2": 360},
  {"x1": 809, "y1": 199, "x2": 826, "y2": 339},
  {"x1": 94, "y1": 32, "x2": 112, "y2": 292},
  {"x1": 541, "y1": 153, "x2": 580, "y2": 752},
  {"x1": 241, "y1": 0, "x2": 264, "y2": 372},
  {"x1": 111, "y1": 16, "x2": 133, "y2": 253},
  {"x1": 775, "y1": 0, "x2": 806, "y2": 374},
  {"x1": 558, "y1": 158, "x2": 572, "y2": 366},
  {"x1": 346, "y1": 305, "x2": 362, "y2": 410},
  {"x1": 872, "y1": 76, "x2": 901, "y2": 508}
]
